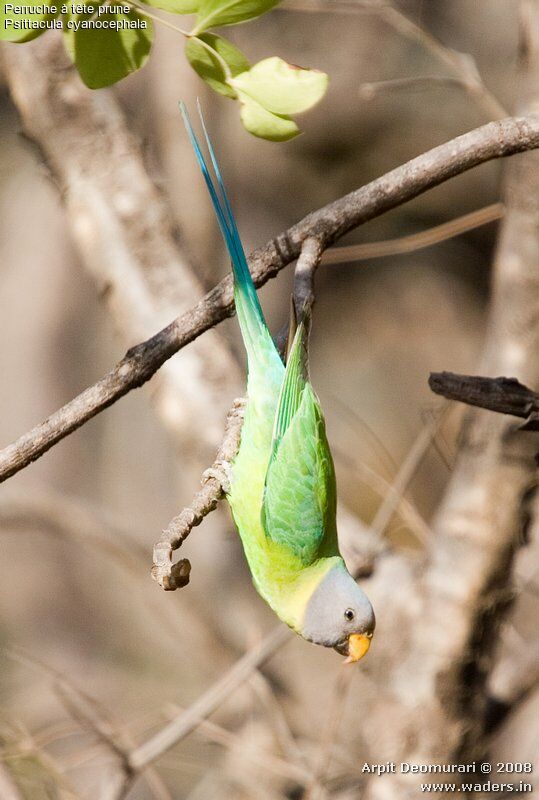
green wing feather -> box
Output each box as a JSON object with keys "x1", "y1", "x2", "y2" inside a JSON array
[
  {"x1": 262, "y1": 323, "x2": 339, "y2": 565},
  {"x1": 271, "y1": 320, "x2": 307, "y2": 451}
]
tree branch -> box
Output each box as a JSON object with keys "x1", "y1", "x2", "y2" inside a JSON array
[
  {"x1": 0, "y1": 112, "x2": 537, "y2": 483},
  {"x1": 429, "y1": 372, "x2": 539, "y2": 430}
]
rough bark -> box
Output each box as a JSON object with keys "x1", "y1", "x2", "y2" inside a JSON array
[{"x1": 365, "y1": 4, "x2": 539, "y2": 796}]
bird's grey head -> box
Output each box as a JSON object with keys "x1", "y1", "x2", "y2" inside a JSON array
[{"x1": 301, "y1": 564, "x2": 375, "y2": 662}]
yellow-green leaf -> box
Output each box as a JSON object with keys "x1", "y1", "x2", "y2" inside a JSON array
[
  {"x1": 1, "y1": 0, "x2": 60, "y2": 42},
  {"x1": 63, "y1": 5, "x2": 153, "y2": 89},
  {"x1": 185, "y1": 33, "x2": 249, "y2": 98},
  {"x1": 231, "y1": 56, "x2": 328, "y2": 115},
  {"x1": 141, "y1": 0, "x2": 198, "y2": 13},
  {"x1": 238, "y1": 91, "x2": 299, "y2": 141},
  {"x1": 194, "y1": 0, "x2": 280, "y2": 33}
]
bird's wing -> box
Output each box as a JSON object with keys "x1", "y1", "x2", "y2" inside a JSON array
[{"x1": 262, "y1": 321, "x2": 339, "y2": 565}]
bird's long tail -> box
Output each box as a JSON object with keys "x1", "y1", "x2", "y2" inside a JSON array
[{"x1": 180, "y1": 103, "x2": 276, "y2": 367}]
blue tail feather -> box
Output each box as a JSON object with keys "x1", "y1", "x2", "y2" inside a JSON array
[{"x1": 180, "y1": 102, "x2": 269, "y2": 359}]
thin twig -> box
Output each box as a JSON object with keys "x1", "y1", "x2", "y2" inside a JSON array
[
  {"x1": 8, "y1": 650, "x2": 133, "y2": 767},
  {"x1": 282, "y1": 0, "x2": 508, "y2": 119},
  {"x1": 248, "y1": 671, "x2": 308, "y2": 769},
  {"x1": 333, "y1": 447, "x2": 432, "y2": 546},
  {"x1": 376, "y1": 3, "x2": 508, "y2": 119},
  {"x1": 0, "y1": 117, "x2": 537, "y2": 484},
  {"x1": 8, "y1": 648, "x2": 173, "y2": 800},
  {"x1": 164, "y1": 703, "x2": 313, "y2": 785},
  {"x1": 322, "y1": 203, "x2": 504, "y2": 264},
  {"x1": 152, "y1": 397, "x2": 246, "y2": 590},
  {"x1": 364, "y1": 406, "x2": 447, "y2": 548},
  {"x1": 339, "y1": 406, "x2": 447, "y2": 580},
  {"x1": 281, "y1": 0, "x2": 386, "y2": 13}
]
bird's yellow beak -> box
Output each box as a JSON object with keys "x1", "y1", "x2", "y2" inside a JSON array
[{"x1": 344, "y1": 632, "x2": 372, "y2": 664}]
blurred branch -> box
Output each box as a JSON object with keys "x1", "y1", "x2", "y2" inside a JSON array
[
  {"x1": 429, "y1": 372, "x2": 539, "y2": 430},
  {"x1": 2, "y1": 34, "x2": 241, "y2": 460},
  {"x1": 0, "y1": 765, "x2": 24, "y2": 800},
  {"x1": 128, "y1": 625, "x2": 291, "y2": 770},
  {"x1": 334, "y1": 448, "x2": 432, "y2": 546},
  {"x1": 337, "y1": 408, "x2": 444, "y2": 580},
  {"x1": 359, "y1": 75, "x2": 467, "y2": 99},
  {"x1": 361, "y1": 407, "x2": 446, "y2": 547},
  {"x1": 11, "y1": 649, "x2": 180, "y2": 800},
  {"x1": 0, "y1": 485, "x2": 221, "y2": 656},
  {"x1": 165, "y1": 703, "x2": 313, "y2": 785},
  {"x1": 0, "y1": 486, "x2": 148, "y2": 572},
  {"x1": 0, "y1": 111, "x2": 538, "y2": 483},
  {"x1": 373, "y1": 2, "x2": 508, "y2": 120},
  {"x1": 322, "y1": 203, "x2": 504, "y2": 264},
  {"x1": 248, "y1": 671, "x2": 308, "y2": 769},
  {"x1": 8, "y1": 648, "x2": 136, "y2": 800},
  {"x1": 282, "y1": 0, "x2": 508, "y2": 119},
  {"x1": 304, "y1": 666, "x2": 353, "y2": 800}
]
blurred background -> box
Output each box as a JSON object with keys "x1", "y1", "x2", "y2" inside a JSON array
[{"x1": 0, "y1": 1, "x2": 537, "y2": 798}]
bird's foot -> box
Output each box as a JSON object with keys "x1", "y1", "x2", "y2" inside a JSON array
[{"x1": 202, "y1": 460, "x2": 232, "y2": 494}]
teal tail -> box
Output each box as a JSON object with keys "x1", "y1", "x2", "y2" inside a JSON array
[{"x1": 180, "y1": 102, "x2": 275, "y2": 367}]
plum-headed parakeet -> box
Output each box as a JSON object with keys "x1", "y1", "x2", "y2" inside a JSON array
[{"x1": 182, "y1": 106, "x2": 375, "y2": 662}]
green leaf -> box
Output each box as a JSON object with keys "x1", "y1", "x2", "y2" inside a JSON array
[
  {"x1": 1, "y1": 0, "x2": 60, "y2": 42},
  {"x1": 238, "y1": 90, "x2": 299, "y2": 141},
  {"x1": 63, "y1": 5, "x2": 153, "y2": 89},
  {"x1": 231, "y1": 56, "x2": 328, "y2": 115},
  {"x1": 185, "y1": 33, "x2": 249, "y2": 98},
  {"x1": 194, "y1": 0, "x2": 280, "y2": 33},
  {"x1": 141, "y1": 0, "x2": 198, "y2": 13}
]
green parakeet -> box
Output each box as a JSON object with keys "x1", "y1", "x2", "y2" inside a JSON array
[{"x1": 182, "y1": 106, "x2": 375, "y2": 662}]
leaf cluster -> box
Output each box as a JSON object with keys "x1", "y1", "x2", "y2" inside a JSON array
[{"x1": 1, "y1": 0, "x2": 328, "y2": 139}]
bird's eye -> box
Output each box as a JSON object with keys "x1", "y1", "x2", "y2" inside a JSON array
[{"x1": 344, "y1": 608, "x2": 355, "y2": 621}]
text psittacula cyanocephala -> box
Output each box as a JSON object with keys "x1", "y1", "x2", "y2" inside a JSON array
[{"x1": 182, "y1": 106, "x2": 375, "y2": 662}]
